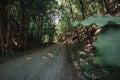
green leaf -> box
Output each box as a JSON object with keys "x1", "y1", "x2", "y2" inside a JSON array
[
  {"x1": 80, "y1": 14, "x2": 120, "y2": 27},
  {"x1": 93, "y1": 26, "x2": 120, "y2": 66}
]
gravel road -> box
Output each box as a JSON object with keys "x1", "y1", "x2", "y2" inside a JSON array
[{"x1": 0, "y1": 44, "x2": 73, "y2": 80}]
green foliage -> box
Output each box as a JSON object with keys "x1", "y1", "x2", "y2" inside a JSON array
[
  {"x1": 80, "y1": 14, "x2": 120, "y2": 27},
  {"x1": 93, "y1": 26, "x2": 120, "y2": 66}
]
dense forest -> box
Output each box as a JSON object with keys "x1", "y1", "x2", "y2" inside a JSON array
[
  {"x1": 0, "y1": 0, "x2": 59, "y2": 56},
  {"x1": 0, "y1": 0, "x2": 120, "y2": 80},
  {"x1": 0, "y1": 0, "x2": 119, "y2": 56}
]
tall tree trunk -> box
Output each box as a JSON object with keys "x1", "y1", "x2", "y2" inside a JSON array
[
  {"x1": 0, "y1": 11, "x2": 4, "y2": 56},
  {"x1": 24, "y1": 23, "x2": 28, "y2": 50},
  {"x1": 37, "y1": 12, "x2": 40, "y2": 43},
  {"x1": 24, "y1": 0, "x2": 30, "y2": 50},
  {"x1": 18, "y1": 0, "x2": 24, "y2": 52},
  {"x1": 68, "y1": 0, "x2": 74, "y2": 21},
  {"x1": 39, "y1": 13, "x2": 44, "y2": 44},
  {"x1": 0, "y1": 0, "x2": 7, "y2": 56},
  {"x1": 6, "y1": 0, "x2": 11, "y2": 55},
  {"x1": 78, "y1": 0, "x2": 85, "y2": 20}
]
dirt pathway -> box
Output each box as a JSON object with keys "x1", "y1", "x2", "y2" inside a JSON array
[{"x1": 0, "y1": 44, "x2": 73, "y2": 80}]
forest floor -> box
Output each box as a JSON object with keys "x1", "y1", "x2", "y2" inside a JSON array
[{"x1": 0, "y1": 44, "x2": 74, "y2": 80}]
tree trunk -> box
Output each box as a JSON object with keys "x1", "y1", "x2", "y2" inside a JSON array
[
  {"x1": 68, "y1": 0, "x2": 74, "y2": 21},
  {"x1": 0, "y1": 12, "x2": 4, "y2": 56},
  {"x1": 18, "y1": 0, "x2": 24, "y2": 52},
  {"x1": 37, "y1": 13, "x2": 40, "y2": 43},
  {"x1": 6, "y1": 0, "x2": 11, "y2": 55},
  {"x1": 24, "y1": 0, "x2": 30, "y2": 50},
  {"x1": 78, "y1": 0, "x2": 85, "y2": 20},
  {"x1": 0, "y1": 0, "x2": 7, "y2": 56},
  {"x1": 39, "y1": 13, "x2": 44, "y2": 44},
  {"x1": 24, "y1": 22, "x2": 28, "y2": 50}
]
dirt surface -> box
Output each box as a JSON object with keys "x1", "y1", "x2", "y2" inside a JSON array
[{"x1": 0, "y1": 44, "x2": 73, "y2": 80}]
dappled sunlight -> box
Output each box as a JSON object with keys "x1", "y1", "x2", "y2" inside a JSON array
[
  {"x1": 47, "y1": 53, "x2": 54, "y2": 58},
  {"x1": 42, "y1": 56, "x2": 47, "y2": 60},
  {"x1": 26, "y1": 57, "x2": 32, "y2": 60}
]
